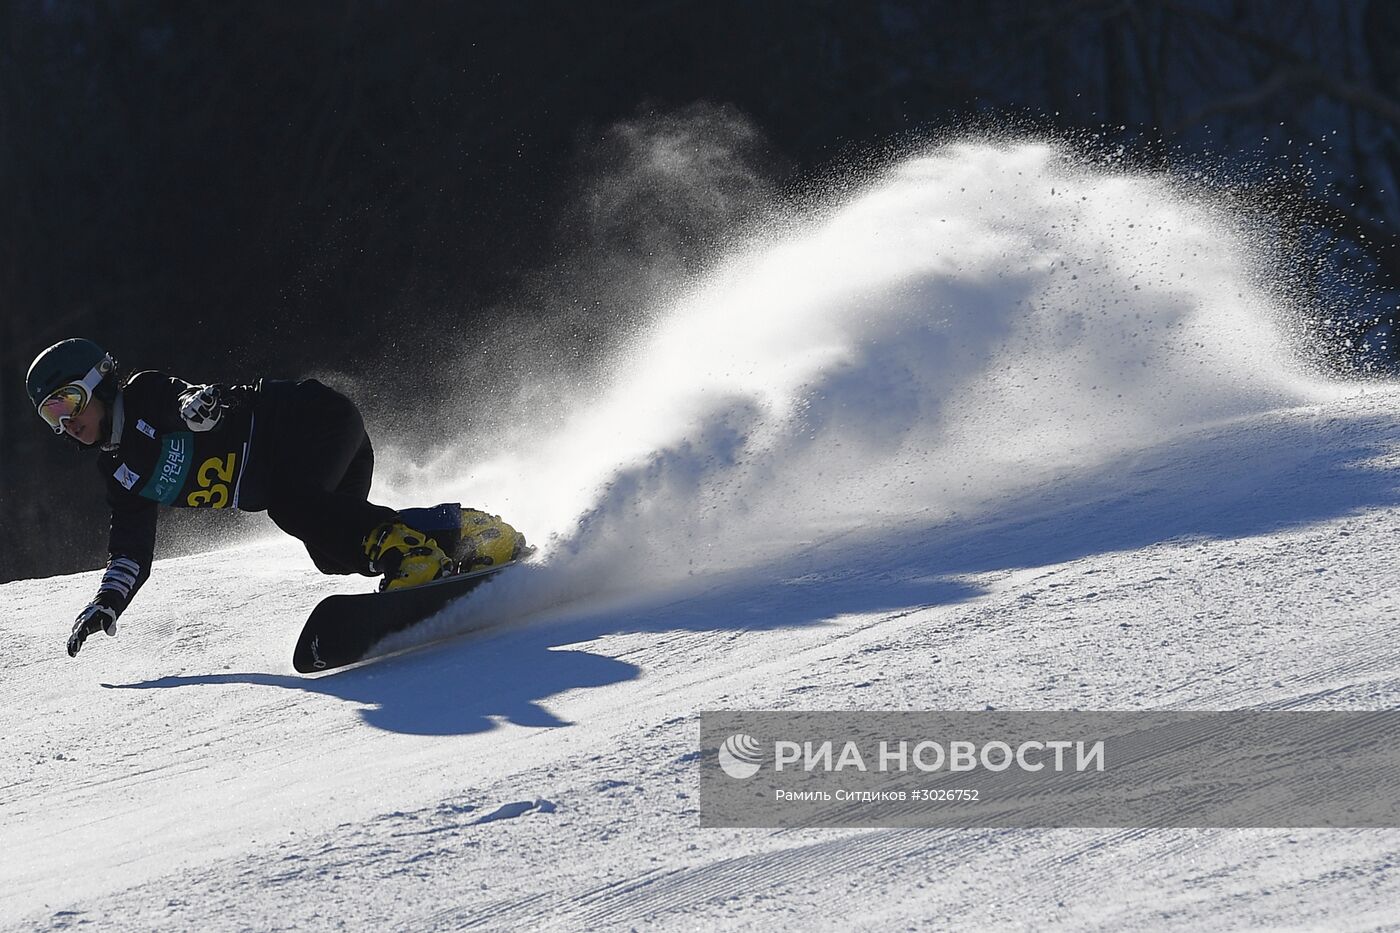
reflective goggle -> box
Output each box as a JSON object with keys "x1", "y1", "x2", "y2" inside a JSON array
[{"x1": 36, "y1": 357, "x2": 114, "y2": 435}]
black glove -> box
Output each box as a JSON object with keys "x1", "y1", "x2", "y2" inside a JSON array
[
  {"x1": 178, "y1": 385, "x2": 224, "y2": 432},
  {"x1": 67, "y1": 600, "x2": 120, "y2": 658}
]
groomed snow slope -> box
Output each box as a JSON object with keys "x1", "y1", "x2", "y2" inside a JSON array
[{"x1": 7, "y1": 143, "x2": 1400, "y2": 929}]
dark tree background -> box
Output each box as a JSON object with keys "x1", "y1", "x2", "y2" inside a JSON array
[{"x1": 3, "y1": 0, "x2": 1399, "y2": 583}]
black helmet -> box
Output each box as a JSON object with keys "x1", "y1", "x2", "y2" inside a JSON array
[{"x1": 26, "y1": 338, "x2": 120, "y2": 435}]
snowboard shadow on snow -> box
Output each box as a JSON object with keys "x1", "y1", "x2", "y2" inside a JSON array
[{"x1": 109, "y1": 407, "x2": 1400, "y2": 736}]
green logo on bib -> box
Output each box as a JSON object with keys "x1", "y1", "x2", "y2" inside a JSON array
[{"x1": 140, "y1": 432, "x2": 193, "y2": 505}]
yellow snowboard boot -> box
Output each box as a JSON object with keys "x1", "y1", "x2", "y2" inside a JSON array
[
  {"x1": 456, "y1": 508, "x2": 528, "y2": 571},
  {"x1": 363, "y1": 520, "x2": 452, "y2": 592}
]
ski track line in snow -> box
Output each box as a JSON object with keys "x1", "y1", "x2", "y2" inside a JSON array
[
  {"x1": 417, "y1": 825, "x2": 1400, "y2": 932},
  {"x1": 423, "y1": 828, "x2": 970, "y2": 931}
]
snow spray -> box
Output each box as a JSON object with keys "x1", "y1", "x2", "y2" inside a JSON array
[{"x1": 397, "y1": 141, "x2": 1332, "y2": 627}]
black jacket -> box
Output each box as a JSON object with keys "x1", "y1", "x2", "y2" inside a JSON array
[{"x1": 93, "y1": 371, "x2": 296, "y2": 613}]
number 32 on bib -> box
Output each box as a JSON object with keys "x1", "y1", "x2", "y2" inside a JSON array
[{"x1": 187, "y1": 454, "x2": 236, "y2": 508}]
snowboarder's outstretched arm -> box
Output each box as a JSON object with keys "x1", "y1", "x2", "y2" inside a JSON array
[
  {"x1": 66, "y1": 371, "x2": 252, "y2": 657},
  {"x1": 68, "y1": 486, "x2": 157, "y2": 658}
]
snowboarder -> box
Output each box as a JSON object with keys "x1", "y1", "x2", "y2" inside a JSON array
[{"x1": 26, "y1": 338, "x2": 527, "y2": 658}]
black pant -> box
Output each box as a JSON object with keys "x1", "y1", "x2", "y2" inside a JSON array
[{"x1": 263, "y1": 380, "x2": 395, "y2": 575}]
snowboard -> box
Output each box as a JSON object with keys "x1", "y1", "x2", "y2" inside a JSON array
[{"x1": 293, "y1": 561, "x2": 520, "y2": 673}]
